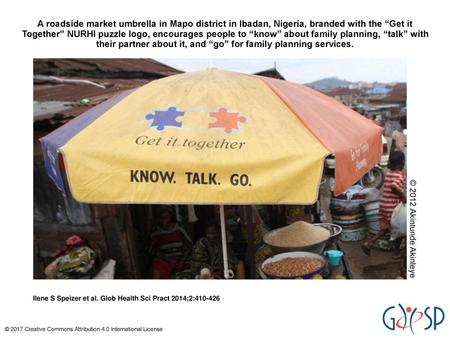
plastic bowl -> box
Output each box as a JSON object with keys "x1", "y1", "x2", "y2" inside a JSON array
[
  {"x1": 260, "y1": 251, "x2": 327, "y2": 279},
  {"x1": 330, "y1": 196, "x2": 366, "y2": 214},
  {"x1": 362, "y1": 200, "x2": 379, "y2": 212}
]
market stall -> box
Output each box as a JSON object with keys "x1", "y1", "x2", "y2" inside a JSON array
[{"x1": 41, "y1": 69, "x2": 382, "y2": 279}]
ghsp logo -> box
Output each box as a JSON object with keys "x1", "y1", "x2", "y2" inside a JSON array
[{"x1": 383, "y1": 304, "x2": 445, "y2": 334}]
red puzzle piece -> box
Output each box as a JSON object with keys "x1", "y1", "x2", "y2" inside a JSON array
[{"x1": 208, "y1": 108, "x2": 246, "y2": 133}]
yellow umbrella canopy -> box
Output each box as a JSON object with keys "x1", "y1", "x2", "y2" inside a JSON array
[
  {"x1": 43, "y1": 69, "x2": 340, "y2": 204},
  {"x1": 41, "y1": 68, "x2": 381, "y2": 279}
]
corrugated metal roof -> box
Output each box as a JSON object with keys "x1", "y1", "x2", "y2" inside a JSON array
[
  {"x1": 381, "y1": 83, "x2": 406, "y2": 102},
  {"x1": 325, "y1": 87, "x2": 364, "y2": 96},
  {"x1": 33, "y1": 58, "x2": 183, "y2": 132},
  {"x1": 367, "y1": 87, "x2": 389, "y2": 95},
  {"x1": 34, "y1": 78, "x2": 148, "y2": 123},
  {"x1": 34, "y1": 101, "x2": 73, "y2": 118},
  {"x1": 34, "y1": 78, "x2": 148, "y2": 102},
  {"x1": 34, "y1": 59, "x2": 183, "y2": 78}
]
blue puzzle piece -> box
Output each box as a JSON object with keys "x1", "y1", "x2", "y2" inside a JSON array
[{"x1": 145, "y1": 106, "x2": 185, "y2": 131}]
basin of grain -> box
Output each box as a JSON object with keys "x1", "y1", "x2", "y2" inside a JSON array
[{"x1": 263, "y1": 221, "x2": 331, "y2": 253}]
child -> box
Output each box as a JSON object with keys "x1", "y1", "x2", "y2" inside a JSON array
[{"x1": 362, "y1": 151, "x2": 406, "y2": 256}]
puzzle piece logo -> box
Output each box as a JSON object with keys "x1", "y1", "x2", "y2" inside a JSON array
[
  {"x1": 208, "y1": 108, "x2": 246, "y2": 134},
  {"x1": 145, "y1": 106, "x2": 185, "y2": 131}
]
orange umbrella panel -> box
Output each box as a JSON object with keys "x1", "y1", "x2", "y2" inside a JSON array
[{"x1": 259, "y1": 76, "x2": 382, "y2": 195}]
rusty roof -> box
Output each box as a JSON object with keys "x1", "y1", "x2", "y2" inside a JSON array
[
  {"x1": 324, "y1": 87, "x2": 364, "y2": 96},
  {"x1": 380, "y1": 83, "x2": 406, "y2": 103},
  {"x1": 33, "y1": 77, "x2": 148, "y2": 123},
  {"x1": 34, "y1": 78, "x2": 148, "y2": 102},
  {"x1": 34, "y1": 58, "x2": 183, "y2": 125},
  {"x1": 34, "y1": 58, "x2": 183, "y2": 78}
]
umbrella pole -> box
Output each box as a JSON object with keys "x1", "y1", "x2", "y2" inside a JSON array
[
  {"x1": 246, "y1": 205, "x2": 256, "y2": 279},
  {"x1": 219, "y1": 205, "x2": 232, "y2": 279}
]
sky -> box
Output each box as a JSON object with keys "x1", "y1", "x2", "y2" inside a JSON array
[{"x1": 156, "y1": 59, "x2": 406, "y2": 84}]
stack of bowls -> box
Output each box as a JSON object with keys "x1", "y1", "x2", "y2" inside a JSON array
[
  {"x1": 362, "y1": 200, "x2": 380, "y2": 234},
  {"x1": 330, "y1": 195, "x2": 367, "y2": 241}
]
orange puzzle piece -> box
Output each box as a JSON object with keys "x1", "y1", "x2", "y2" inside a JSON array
[{"x1": 208, "y1": 108, "x2": 246, "y2": 133}]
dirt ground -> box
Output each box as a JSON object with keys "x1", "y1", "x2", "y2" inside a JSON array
[{"x1": 340, "y1": 241, "x2": 403, "y2": 279}]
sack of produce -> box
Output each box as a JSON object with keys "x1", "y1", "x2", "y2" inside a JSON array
[{"x1": 390, "y1": 203, "x2": 407, "y2": 240}]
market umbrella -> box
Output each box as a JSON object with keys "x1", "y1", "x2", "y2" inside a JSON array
[{"x1": 41, "y1": 69, "x2": 382, "y2": 278}]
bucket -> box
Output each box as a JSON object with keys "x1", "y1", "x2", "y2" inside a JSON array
[
  {"x1": 340, "y1": 227, "x2": 367, "y2": 242},
  {"x1": 324, "y1": 250, "x2": 344, "y2": 267},
  {"x1": 363, "y1": 200, "x2": 379, "y2": 213}
]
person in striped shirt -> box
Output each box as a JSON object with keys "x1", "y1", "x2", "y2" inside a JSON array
[{"x1": 362, "y1": 151, "x2": 406, "y2": 256}]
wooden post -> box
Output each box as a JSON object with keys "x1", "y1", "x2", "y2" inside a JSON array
[{"x1": 245, "y1": 206, "x2": 256, "y2": 279}]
